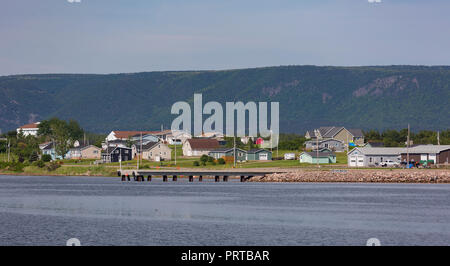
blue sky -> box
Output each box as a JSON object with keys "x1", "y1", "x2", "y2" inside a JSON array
[{"x1": 1, "y1": 0, "x2": 449, "y2": 75}]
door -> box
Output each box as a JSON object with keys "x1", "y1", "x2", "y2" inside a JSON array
[
  {"x1": 259, "y1": 153, "x2": 268, "y2": 160},
  {"x1": 349, "y1": 156, "x2": 357, "y2": 167},
  {"x1": 357, "y1": 156, "x2": 365, "y2": 167}
]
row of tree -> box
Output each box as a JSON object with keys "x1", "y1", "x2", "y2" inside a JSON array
[
  {"x1": 0, "y1": 118, "x2": 105, "y2": 161},
  {"x1": 364, "y1": 129, "x2": 450, "y2": 147}
]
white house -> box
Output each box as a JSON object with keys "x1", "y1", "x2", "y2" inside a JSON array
[
  {"x1": 17, "y1": 122, "x2": 40, "y2": 137},
  {"x1": 168, "y1": 131, "x2": 192, "y2": 145},
  {"x1": 348, "y1": 147, "x2": 405, "y2": 167},
  {"x1": 182, "y1": 139, "x2": 220, "y2": 157}
]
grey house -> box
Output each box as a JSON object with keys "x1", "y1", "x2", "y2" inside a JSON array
[
  {"x1": 304, "y1": 139, "x2": 345, "y2": 152},
  {"x1": 347, "y1": 147, "x2": 405, "y2": 167},
  {"x1": 209, "y1": 148, "x2": 247, "y2": 162},
  {"x1": 246, "y1": 149, "x2": 272, "y2": 161}
]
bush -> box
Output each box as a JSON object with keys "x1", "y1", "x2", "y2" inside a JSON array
[
  {"x1": 42, "y1": 154, "x2": 52, "y2": 162},
  {"x1": 200, "y1": 155, "x2": 209, "y2": 163},
  {"x1": 47, "y1": 161, "x2": 61, "y2": 171},
  {"x1": 193, "y1": 161, "x2": 200, "y2": 166},
  {"x1": 218, "y1": 158, "x2": 226, "y2": 165},
  {"x1": 207, "y1": 156, "x2": 214, "y2": 163},
  {"x1": 33, "y1": 160, "x2": 46, "y2": 168},
  {"x1": 18, "y1": 154, "x2": 25, "y2": 163},
  {"x1": 29, "y1": 151, "x2": 39, "y2": 163},
  {"x1": 1, "y1": 162, "x2": 25, "y2": 172}
]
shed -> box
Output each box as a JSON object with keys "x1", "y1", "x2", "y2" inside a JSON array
[{"x1": 246, "y1": 149, "x2": 272, "y2": 161}]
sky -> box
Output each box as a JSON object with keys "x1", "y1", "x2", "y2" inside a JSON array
[{"x1": 1, "y1": 0, "x2": 450, "y2": 75}]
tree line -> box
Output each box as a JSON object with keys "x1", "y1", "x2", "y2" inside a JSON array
[
  {"x1": 364, "y1": 129, "x2": 450, "y2": 147},
  {"x1": 0, "y1": 118, "x2": 105, "y2": 162}
]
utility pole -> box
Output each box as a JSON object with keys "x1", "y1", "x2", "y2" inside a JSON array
[
  {"x1": 7, "y1": 139, "x2": 10, "y2": 162},
  {"x1": 233, "y1": 135, "x2": 236, "y2": 168},
  {"x1": 119, "y1": 148, "x2": 122, "y2": 172},
  {"x1": 140, "y1": 132, "x2": 143, "y2": 168},
  {"x1": 437, "y1": 131, "x2": 440, "y2": 145},
  {"x1": 276, "y1": 134, "x2": 279, "y2": 159},
  {"x1": 407, "y1": 124, "x2": 410, "y2": 168},
  {"x1": 316, "y1": 133, "x2": 319, "y2": 168}
]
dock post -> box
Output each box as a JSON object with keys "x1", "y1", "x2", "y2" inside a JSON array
[
  {"x1": 240, "y1": 176, "x2": 245, "y2": 182},
  {"x1": 223, "y1": 176, "x2": 229, "y2": 182},
  {"x1": 163, "y1": 175, "x2": 168, "y2": 182},
  {"x1": 121, "y1": 175, "x2": 126, "y2": 182},
  {"x1": 215, "y1": 176, "x2": 220, "y2": 182},
  {"x1": 173, "y1": 175, "x2": 177, "y2": 181},
  {"x1": 127, "y1": 175, "x2": 130, "y2": 181},
  {"x1": 147, "y1": 175, "x2": 152, "y2": 182},
  {"x1": 199, "y1": 176, "x2": 203, "y2": 182},
  {"x1": 189, "y1": 176, "x2": 194, "y2": 182}
]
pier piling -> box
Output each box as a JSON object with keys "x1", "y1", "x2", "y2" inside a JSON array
[
  {"x1": 223, "y1": 176, "x2": 229, "y2": 182},
  {"x1": 189, "y1": 176, "x2": 194, "y2": 182},
  {"x1": 163, "y1": 175, "x2": 168, "y2": 182},
  {"x1": 147, "y1": 175, "x2": 152, "y2": 182},
  {"x1": 215, "y1": 176, "x2": 220, "y2": 182},
  {"x1": 173, "y1": 175, "x2": 177, "y2": 181},
  {"x1": 199, "y1": 176, "x2": 203, "y2": 182}
]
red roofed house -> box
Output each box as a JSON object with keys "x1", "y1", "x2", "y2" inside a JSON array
[
  {"x1": 17, "y1": 122, "x2": 40, "y2": 137},
  {"x1": 182, "y1": 139, "x2": 220, "y2": 157}
]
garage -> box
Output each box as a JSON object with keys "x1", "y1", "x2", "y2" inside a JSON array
[
  {"x1": 349, "y1": 156, "x2": 357, "y2": 167},
  {"x1": 348, "y1": 147, "x2": 405, "y2": 167}
]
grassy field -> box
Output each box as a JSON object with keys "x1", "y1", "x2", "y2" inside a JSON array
[{"x1": 0, "y1": 148, "x2": 349, "y2": 176}]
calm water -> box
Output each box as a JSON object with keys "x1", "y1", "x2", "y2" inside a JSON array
[{"x1": 0, "y1": 175, "x2": 449, "y2": 246}]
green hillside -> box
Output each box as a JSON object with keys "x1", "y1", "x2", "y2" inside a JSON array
[{"x1": 0, "y1": 65, "x2": 449, "y2": 133}]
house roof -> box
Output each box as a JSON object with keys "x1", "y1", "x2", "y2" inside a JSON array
[
  {"x1": 402, "y1": 145, "x2": 450, "y2": 154},
  {"x1": 305, "y1": 139, "x2": 344, "y2": 145},
  {"x1": 187, "y1": 139, "x2": 219, "y2": 150},
  {"x1": 40, "y1": 142, "x2": 54, "y2": 150},
  {"x1": 348, "y1": 129, "x2": 364, "y2": 138},
  {"x1": 349, "y1": 147, "x2": 405, "y2": 156},
  {"x1": 18, "y1": 122, "x2": 40, "y2": 129},
  {"x1": 112, "y1": 131, "x2": 156, "y2": 139},
  {"x1": 102, "y1": 146, "x2": 131, "y2": 154},
  {"x1": 302, "y1": 151, "x2": 336, "y2": 158},
  {"x1": 308, "y1": 127, "x2": 364, "y2": 139},
  {"x1": 210, "y1": 147, "x2": 247, "y2": 153},
  {"x1": 247, "y1": 149, "x2": 271, "y2": 154},
  {"x1": 364, "y1": 142, "x2": 385, "y2": 147},
  {"x1": 71, "y1": 145, "x2": 102, "y2": 151},
  {"x1": 135, "y1": 142, "x2": 160, "y2": 152}
]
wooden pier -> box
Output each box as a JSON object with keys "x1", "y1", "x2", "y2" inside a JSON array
[{"x1": 117, "y1": 169, "x2": 283, "y2": 182}]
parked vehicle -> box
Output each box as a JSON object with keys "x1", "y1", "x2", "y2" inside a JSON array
[
  {"x1": 380, "y1": 160, "x2": 400, "y2": 167},
  {"x1": 284, "y1": 153, "x2": 296, "y2": 160}
]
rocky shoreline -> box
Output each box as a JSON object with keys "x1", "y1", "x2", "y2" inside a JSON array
[{"x1": 251, "y1": 169, "x2": 450, "y2": 183}]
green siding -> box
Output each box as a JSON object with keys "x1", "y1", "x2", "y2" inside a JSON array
[{"x1": 300, "y1": 153, "x2": 336, "y2": 164}]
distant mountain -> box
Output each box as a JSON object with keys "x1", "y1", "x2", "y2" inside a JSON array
[{"x1": 0, "y1": 65, "x2": 449, "y2": 134}]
